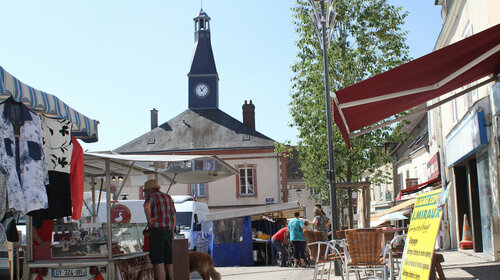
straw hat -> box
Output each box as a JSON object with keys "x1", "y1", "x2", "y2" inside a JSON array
[{"x1": 144, "y1": 179, "x2": 160, "y2": 190}]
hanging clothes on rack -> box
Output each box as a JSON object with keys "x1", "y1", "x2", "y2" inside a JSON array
[
  {"x1": 0, "y1": 167, "x2": 8, "y2": 243},
  {"x1": 30, "y1": 116, "x2": 73, "y2": 220},
  {"x1": 70, "y1": 134, "x2": 84, "y2": 220},
  {"x1": 0, "y1": 98, "x2": 49, "y2": 215},
  {"x1": 0, "y1": 167, "x2": 7, "y2": 222}
]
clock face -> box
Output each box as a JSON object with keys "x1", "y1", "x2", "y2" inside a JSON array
[{"x1": 195, "y1": 83, "x2": 210, "y2": 98}]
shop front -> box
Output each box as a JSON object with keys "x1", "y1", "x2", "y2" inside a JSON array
[
  {"x1": 444, "y1": 108, "x2": 497, "y2": 258},
  {"x1": 328, "y1": 23, "x2": 500, "y2": 260}
]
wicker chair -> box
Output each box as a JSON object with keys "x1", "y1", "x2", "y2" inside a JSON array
[
  {"x1": 336, "y1": 230, "x2": 346, "y2": 240},
  {"x1": 344, "y1": 228, "x2": 387, "y2": 280},
  {"x1": 305, "y1": 230, "x2": 343, "y2": 280}
]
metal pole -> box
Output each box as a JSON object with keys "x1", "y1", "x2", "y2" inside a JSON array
[
  {"x1": 91, "y1": 176, "x2": 96, "y2": 223},
  {"x1": 105, "y1": 159, "x2": 115, "y2": 279},
  {"x1": 319, "y1": 0, "x2": 340, "y2": 275}
]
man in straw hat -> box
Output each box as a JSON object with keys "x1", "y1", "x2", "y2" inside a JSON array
[{"x1": 143, "y1": 179, "x2": 177, "y2": 280}]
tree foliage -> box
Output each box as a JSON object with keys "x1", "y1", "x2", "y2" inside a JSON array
[{"x1": 287, "y1": 0, "x2": 411, "y2": 209}]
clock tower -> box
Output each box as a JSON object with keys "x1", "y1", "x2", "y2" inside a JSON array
[{"x1": 188, "y1": 9, "x2": 219, "y2": 110}]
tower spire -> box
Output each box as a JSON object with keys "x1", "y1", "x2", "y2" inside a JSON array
[{"x1": 188, "y1": 9, "x2": 219, "y2": 110}]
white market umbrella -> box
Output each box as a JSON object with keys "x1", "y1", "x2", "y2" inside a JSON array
[{"x1": 378, "y1": 212, "x2": 408, "y2": 222}]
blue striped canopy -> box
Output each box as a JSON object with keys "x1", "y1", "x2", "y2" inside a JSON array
[{"x1": 0, "y1": 66, "x2": 98, "y2": 142}]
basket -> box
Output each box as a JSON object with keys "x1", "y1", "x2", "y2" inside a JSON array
[{"x1": 345, "y1": 228, "x2": 383, "y2": 265}]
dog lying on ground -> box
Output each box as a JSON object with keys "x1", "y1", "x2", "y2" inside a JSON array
[{"x1": 189, "y1": 251, "x2": 221, "y2": 280}]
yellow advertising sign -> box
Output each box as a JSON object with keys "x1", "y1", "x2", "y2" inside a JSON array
[{"x1": 401, "y1": 189, "x2": 443, "y2": 280}]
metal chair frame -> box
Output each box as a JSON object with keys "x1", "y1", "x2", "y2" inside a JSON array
[
  {"x1": 385, "y1": 234, "x2": 406, "y2": 280},
  {"x1": 305, "y1": 230, "x2": 345, "y2": 280}
]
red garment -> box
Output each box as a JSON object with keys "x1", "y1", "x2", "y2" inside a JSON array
[
  {"x1": 272, "y1": 227, "x2": 288, "y2": 242},
  {"x1": 70, "y1": 135, "x2": 84, "y2": 220},
  {"x1": 34, "y1": 220, "x2": 54, "y2": 246},
  {"x1": 145, "y1": 190, "x2": 176, "y2": 229}
]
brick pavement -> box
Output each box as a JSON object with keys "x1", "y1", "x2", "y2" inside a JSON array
[{"x1": 191, "y1": 250, "x2": 500, "y2": 279}]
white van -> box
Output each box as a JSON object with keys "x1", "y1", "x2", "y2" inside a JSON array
[
  {"x1": 172, "y1": 196, "x2": 212, "y2": 252},
  {"x1": 95, "y1": 195, "x2": 212, "y2": 252}
]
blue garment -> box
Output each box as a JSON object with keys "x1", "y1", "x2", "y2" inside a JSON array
[
  {"x1": 0, "y1": 100, "x2": 48, "y2": 215},
  {"x1": 288, "y1": 218, "x2": 305, "y2": 241}
]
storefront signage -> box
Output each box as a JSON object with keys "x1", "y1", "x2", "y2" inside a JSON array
[
  {"x1": 445, "y1": 111, "x2": 487, "y2": 167},
  {"x1": 406, "y1": 178, "x2": 419, "y2": 188},
  {"x1": 111, "y1": 204, "x2": 132, "y2": 223},
  {"x1": 427, "y1": 153, "x2": 440, "y2": 180},
  {"x1": 400, "y1": 189, "x2": 443, "y2": 280}
]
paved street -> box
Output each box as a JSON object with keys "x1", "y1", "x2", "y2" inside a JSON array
[{"x1": 192, "y1": 250, "x2": 500, "y2": 279}]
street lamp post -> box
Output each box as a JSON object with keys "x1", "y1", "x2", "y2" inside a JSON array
[{"x1": 308, "y1": 0, "x2": 340, "y2": 274}]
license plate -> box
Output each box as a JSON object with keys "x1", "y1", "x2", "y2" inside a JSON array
[{"x1": 51, "y1": 268, "x2": 87, "y2": 277}]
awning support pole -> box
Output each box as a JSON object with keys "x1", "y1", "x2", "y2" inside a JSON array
[
  {"x1": 105, "y1": 159, "x2": 114, "y2": 279},
  {"x1": 167, "y1": 174, "x2": 177, "y2": 194},
  {"x1": 96, "y1": 178, "x2": 104, "y2": 217},
  {"x1": 91, "y1": 176, "x2": 96, "y2": 222},
  {"x1": 350, "y1": 75, "x2": 499, "y2": 138},
  {"x1": 114, "y1": 161, "x2": 135, "y2": 200}
]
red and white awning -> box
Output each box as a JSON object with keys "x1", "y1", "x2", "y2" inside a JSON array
[{"x1": 333, "y1": 23, "x2": 500, "y2": 148}]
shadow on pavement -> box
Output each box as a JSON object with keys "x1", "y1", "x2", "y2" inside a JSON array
[{"x1": 461, "y1": 264, "x2": 500, "y2": 280}]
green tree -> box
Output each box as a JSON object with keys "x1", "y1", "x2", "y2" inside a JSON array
[{"x1": 287, "y1": 0, "x2": 411, "y2": 227}]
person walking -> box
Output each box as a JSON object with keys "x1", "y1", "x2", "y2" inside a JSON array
[
  {"x1": 314, "y1": 204, "x2": 326, "y2": 216},
  {"x1": 271, "y1": 220, "x2": 288, "y2": 267},
  {"x1": 312, "y1": 207, "x2": 331, "y2": 241},
  {"x1": 288, "y1": 211, "x2": 307, "y2": 268},
  {"x1": 143, "y1": 179, "x2": 177, "y2": 280}
]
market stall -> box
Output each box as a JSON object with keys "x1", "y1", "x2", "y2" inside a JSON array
[
  {"x1": 23, "y1": 152, "x2": 236, "y2": 280},
  {"x1": 0, "y1": 65, "x2": 99, "y2": 279},
  {"x1": 206, "y1": 201, "x2": 303, "y2": 267}
]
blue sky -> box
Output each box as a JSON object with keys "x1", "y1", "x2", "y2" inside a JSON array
[{"x1": 0, "y1": 1, "x2": 442, "y2": 151}]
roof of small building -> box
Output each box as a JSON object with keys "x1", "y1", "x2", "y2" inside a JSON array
[{"x1": 114, "y1": 108, "x2": 276, "y2": 154}]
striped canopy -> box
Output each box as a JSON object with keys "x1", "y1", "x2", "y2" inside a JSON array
[{"x1": 0, "y1": 66, "x2": 98, "y2": 142}]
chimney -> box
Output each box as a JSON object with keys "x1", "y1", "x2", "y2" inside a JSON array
[
  {"x1": 242, "y1": 100, "x2": 255, "y2": 130},
  {"x1": 151, "y1": 108, "x2": 158, "y2": 130}
]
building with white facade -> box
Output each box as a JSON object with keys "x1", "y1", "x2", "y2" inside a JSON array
[{"x1": 429, "y1": 0, "x2": 500, "y2": 260}]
